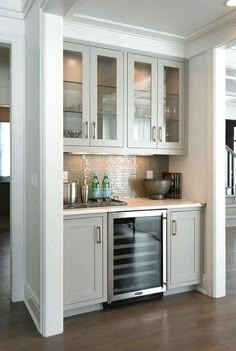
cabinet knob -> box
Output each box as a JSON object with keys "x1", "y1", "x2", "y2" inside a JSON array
[
  {"x1": 96, "y1": 226, "x2": 102, "y2": 243},
  {"x1": 172, "y1": 220, "x2": 177, "y2": 236}
]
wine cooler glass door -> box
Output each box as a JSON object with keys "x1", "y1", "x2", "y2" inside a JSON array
[{"x1": 108, "y1": 210, "x2": 166, "y2": 303}]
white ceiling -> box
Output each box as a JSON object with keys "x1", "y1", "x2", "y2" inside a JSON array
[{"x1": 67, "y1": 0, "x2": 234, "y2": 38}]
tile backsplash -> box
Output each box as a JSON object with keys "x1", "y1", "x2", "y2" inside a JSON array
[{"x1": 64, "y1": 154, "x2": 169, "y2": 198}]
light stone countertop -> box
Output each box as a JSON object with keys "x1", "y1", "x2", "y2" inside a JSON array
[{"x1": 64, "y1": 197, "x2": 205, "y2": 217}]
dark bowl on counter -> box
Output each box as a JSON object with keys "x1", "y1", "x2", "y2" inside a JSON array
[{"x1": 144, "y1": 179, "x2": 171, "y2": 200}]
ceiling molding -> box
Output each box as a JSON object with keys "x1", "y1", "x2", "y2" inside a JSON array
[
  {"x1": 72, "y1": 14, "x2": 185, "y2": 42},
  {"x1": 64, "y1": 20, "x2": 186, "y2": 58},
  {"x1": 22, "y1": 0, "x2": 34, "y2": 18},
  {"x1": 0, "y1": 8, "x2": 23, "y2": 20}
]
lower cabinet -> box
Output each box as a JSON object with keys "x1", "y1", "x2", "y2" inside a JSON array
[
  {"x1": 167, "y1": 209, "x2": 202, "y2": 289},
  {"x1": 64, "y1": 215, "x2": 107, "y2": 310}
]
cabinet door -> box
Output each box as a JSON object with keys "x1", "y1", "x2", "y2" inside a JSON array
[
  {"x1": 169, "y1": 210, "x2": 201, "y2": 287},
  {"x1": 128, "y1": 53, "x2": 158, "y2": 149},
  {"x1": 90, "y1": 48, "x2": 124, "y2": 147},
  {"x1": 64, "y1": 217, "x2": 104, "y2": 306},
  {"x1": 158, "y1": 59, "x2": 185, "y2": 150},
  {"x1": 63, "y1": 43, "x2": 90, "y2": 146}
]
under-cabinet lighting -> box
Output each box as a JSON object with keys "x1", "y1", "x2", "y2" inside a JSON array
[{"x1": 225, "y1": 0, "x2": 236, "y2": 6}]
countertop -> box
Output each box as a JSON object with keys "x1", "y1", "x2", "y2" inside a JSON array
[{"x1": 64, "y1": 197, "x2": 205, "y2": 217}]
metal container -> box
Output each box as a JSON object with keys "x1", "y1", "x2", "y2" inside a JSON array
[
  {"x1": 144, "y1": 179, "x2": 171, "y2": 200},
  {"x1": 81, "y1": 180, "x2": 89, "y2": 203},
  {"x1": 63, "y1": 181, "x2": 79, "y2": 204}
]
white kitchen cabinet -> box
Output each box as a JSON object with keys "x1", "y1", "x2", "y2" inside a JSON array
[
  {"x1": 63, "y1": 41, "x2": 186, "y2": 155},
  {"x1": 90, "y1": 47, "x2": 124, "y2": 147},
  {"x1": 127, "y1": 53, "x2": 157, "y2": 149},
  {"x1": 158, "y1": 59, "x2": 185, "y2": 150},
  {"x1": 64, "y1": 215, "x2": 107, "y2": 309},
  {"x1": 64, "y1": 43, "x2": 124, "y2": 148},
  {"x1": 63, "y1": 42, "x2": 90, "y2": 146},
  {"x1": 167, "y1": 209, "x2": 201, "y2": 288}
]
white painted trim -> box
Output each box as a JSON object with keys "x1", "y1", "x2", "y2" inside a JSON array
[
  {"x1": 24, "y1": 281, "x2": 40, "y2": 331},
  {"x1": 205, "y1": 48, "x2": 226, "y2": 298},
  {"x1": 64, "y1": 21, "x2": 186, "y2": 59},
  {"x1": 64, "y1": 303, "x2": 103, "y2": 318},
  {"x1": 72, "y1": 14, "x2": 185, "y2": 41},
  {"x1": 40, "y1": 11, "x2": 64, "y2": 337}
]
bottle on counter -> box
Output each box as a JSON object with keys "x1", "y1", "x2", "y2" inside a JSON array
[
  {"x1": 91, "y1": 172, "x2": 100, "y2": 201},
  {"x1": 102, "y1": 173, "x2": 110, "y2": 200}
]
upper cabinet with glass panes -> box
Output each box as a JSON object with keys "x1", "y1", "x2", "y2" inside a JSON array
[
  {"x1": 63, "y1": 43, "x2": 123, "y2": 148},
  {"x1": 63, "y1": 42, "x2": 185, "y2": 154}
]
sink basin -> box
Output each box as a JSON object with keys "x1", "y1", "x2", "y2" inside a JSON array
[{"x1": 144, "y1": 179, "x2": 171, "y2": 200}]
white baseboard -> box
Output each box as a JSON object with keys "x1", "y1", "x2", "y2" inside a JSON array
[
  {"x1": 64, "y1": 303, "x2": 103, "y2": 318},
  {"x1": 164, "y1": 285, "x2": 196, "y2": 296},
  {"x1": 24, "y1": 281, "x2": 40, "y2": 332}
]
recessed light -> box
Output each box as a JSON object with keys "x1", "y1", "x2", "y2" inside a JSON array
[{"x1": 225, "y1": 0, "x2": 236, "y2": 6}]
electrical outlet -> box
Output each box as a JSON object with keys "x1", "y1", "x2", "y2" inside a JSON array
[
  {"x1": 63, "y1": 171, "x2": 69, "y2": 183},
  {"x1": 147, "y1": 170, "x2": 153, "y2": 179}
]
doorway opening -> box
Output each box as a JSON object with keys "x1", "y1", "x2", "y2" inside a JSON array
[{"x1": 0, "y1": 46, "x2": 10, "y2": 302}]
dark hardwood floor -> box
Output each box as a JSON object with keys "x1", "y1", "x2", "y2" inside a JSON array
[{"x1": 2, "y1": 222, "x2": 236, "y2": 350}]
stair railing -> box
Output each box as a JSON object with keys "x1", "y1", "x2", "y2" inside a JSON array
[{"x1": 226, "y1": 145, "x2": 236, "y2": 195}]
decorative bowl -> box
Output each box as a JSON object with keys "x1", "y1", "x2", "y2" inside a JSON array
[{"x1": 144, "y1": 179, "x2": 171, "y2": 200}]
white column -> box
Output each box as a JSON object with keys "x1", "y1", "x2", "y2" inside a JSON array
[{"x1": 40, "y1": 11, "x2": 64, "y2": 336}]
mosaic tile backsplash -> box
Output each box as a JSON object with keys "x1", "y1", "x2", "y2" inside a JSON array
[{"x1": 64, "y1": 154, "x2": 169, "y2": 198}]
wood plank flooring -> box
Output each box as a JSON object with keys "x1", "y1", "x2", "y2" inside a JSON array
[{"x1": 2, "y1": 224, "x2": 236, "y2": 350}]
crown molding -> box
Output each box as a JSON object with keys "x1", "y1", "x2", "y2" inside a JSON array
[
  {"x1": 64, "y1": 20, "x2": 186, "y2": 58},
  {"x1": 72, "y1": 14, "x2": 185, "y2": 42},
  {"x1": 186, "y1": 10, "x2": 236, "y2": 58}
]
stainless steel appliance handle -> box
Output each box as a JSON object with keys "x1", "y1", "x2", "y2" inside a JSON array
[
  {"x1": 92, "y1": 122, "x2": 96, "y2": 139},
  {"x1": 159, "y1": 127, "x2": 163, "y2": 142},
  {"x1": 96, "y1": 226, "x2": 102, "y2": 244},
  {"x1": 172, "y1": 220, "x2": 177, "y2": 236},
  {"x1": 162, "y1": 216, "x2": 167, "y2": 287},
  {"x1": 152, "y1": 126, "x2": 156, "y2": 142},
  {"x1": 84, "y1": 121, "x2": 89, "y2": 139}
]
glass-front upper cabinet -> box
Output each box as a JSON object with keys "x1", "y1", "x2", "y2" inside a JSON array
[
  {"x1": 158, "y1": 59, "x2": 185, "y2": 150},
  {"x1": 63, "y1": 43, "x2": 90, "y2": 146},
  {"x1": 128, "y1": 53, "x2": 157, "y2": 149},
  {"x1": 90, "y1": 47, "x2": 124, "y2": 147}
]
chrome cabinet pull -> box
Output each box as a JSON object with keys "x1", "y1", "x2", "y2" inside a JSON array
[
  {"x1": 92, "y1": 122, "x2": 96, "y2": 139},
  {"x1": 159, "y1": 127, "x2": 163, "y2": 142},
  {"x1": 96, "y1": 226, "x2": 102, "y2": 244},
  {"x1": 84, "y1": 121, "x2": 89, "y2": 139},
  {"x1": 172, "y1": 220, "x2": 177, "y2": 236},
  {"x1": 152, "y1": 126, "x2": 156, "y2": 142}
]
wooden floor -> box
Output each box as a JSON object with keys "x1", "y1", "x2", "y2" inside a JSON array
[{"x1": 2, "y1": 224, "x2": 236, "y2": 350}]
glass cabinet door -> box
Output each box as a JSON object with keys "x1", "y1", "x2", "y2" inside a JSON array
[
  {"x1": 128, "y1": 54, "x2": 157, "y2": 149},
  {"x1": 63, "y1": 43, "x2": 90, "y2": 146},
  {"x1": 158, "y1": 59, "x2": 185, "y2": 150},
  {"x1": 90, "y1": 48, "x2": 124, "y2": 147}
]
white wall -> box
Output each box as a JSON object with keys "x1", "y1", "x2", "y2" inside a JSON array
[
  {"x1": 170, "y1": 53, "x2": 207, "y2": 202},
  {"x1": 24, "y1": 0, "x2": 41, "y2": 329}
]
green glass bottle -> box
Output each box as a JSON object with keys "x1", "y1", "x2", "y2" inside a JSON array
[
  {"x1": 102, "y1": 173, "x2": 110, "y2": 200},
  {"x1": 91, "y1": 173, "x2": 100, "y2": 201}
]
